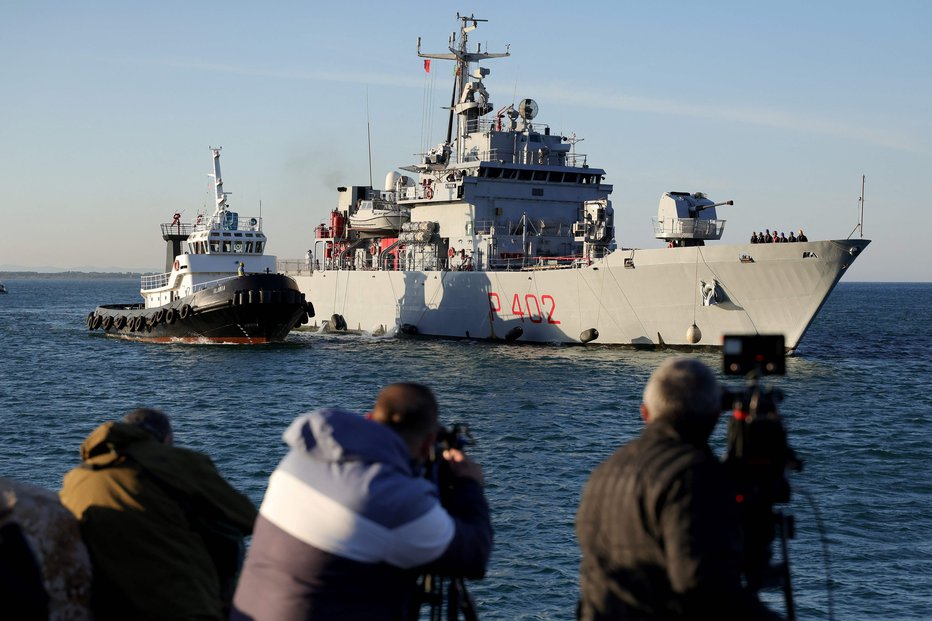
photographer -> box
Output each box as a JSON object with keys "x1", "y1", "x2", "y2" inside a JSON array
[
  {"x1": 232, "y1": 383, "x2": 492, "y2": 621},
  {"x1": 575, "y1": 358, "x2": 782, "y2": 620}
]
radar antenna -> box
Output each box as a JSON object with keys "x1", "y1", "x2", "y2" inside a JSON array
[{"x1": 518, "y1": 98, "x2": 538, "y2": 120}]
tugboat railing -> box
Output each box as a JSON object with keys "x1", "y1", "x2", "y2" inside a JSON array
[
  {"x1": 141, "y1": 273, "x2": 241, "y2": 293},
  {"x1": 191, "y1": 275, "x2": 240, "y2": 293},
  {"x1": 160, "y1": 223, "x2": 195, "y2": 237},
  {"x1": 140, "y1": 272, "x2": 171, "y2": 290}
]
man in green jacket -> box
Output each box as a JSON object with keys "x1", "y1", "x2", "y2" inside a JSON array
[{"x1": 60, "y1": 409, "x2": 257, "y2": 621}]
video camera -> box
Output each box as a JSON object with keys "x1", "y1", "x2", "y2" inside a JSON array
[
  {"x1": 412, "y1": 423, "x2": 479, "y2": 621},
  {"x1": 427, "y1": 423, "x2": 475, "y2": 500},
  {"x1": 721, "y1": 334, "x2": 801, "y2": 618}
]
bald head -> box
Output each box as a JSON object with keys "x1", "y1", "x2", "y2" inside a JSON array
[
  {"x1": 123, "y1": 408, "x2": 173, "y2": 444},
  {"x1": 370, "y1": 383, "x2": 439, "y2": 448},
  {"x1": 642, "y1": 357, "x2": 721, "y2": 436}
]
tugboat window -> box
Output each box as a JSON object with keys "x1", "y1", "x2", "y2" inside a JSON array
[
  {"x1": 223, "y1": 241, "x2": 232, "y2": 252},
  {"x1": 210, "y1": 241, "x2": 220, "y2": 253},
  {"x1": 256, "y1": 242, "x2": 264, "y2": 253}
]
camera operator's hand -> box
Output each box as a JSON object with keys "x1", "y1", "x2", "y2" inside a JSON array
[{"x1": 442, "y1": 448, "x2": 484, "y2": 486}]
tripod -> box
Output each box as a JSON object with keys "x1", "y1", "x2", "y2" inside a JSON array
[
  {"x1": 412, "y1": 572, "x2": 478, "y2": 621},
  {"x1": 726, "y1": 374, "x2": 800, "y2": 620}
]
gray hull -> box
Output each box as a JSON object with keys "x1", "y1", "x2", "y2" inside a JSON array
[{"x1": 292, "y1": 239, "x2": 869, "y2": 349}]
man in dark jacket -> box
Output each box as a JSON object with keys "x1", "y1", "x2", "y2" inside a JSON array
[
  {"x1": 576, "y1": 358, "x2": 782, "y2": 620},
  {"x1": 60, "y1": 409, "x2": 257, "y2": 621},
  {"x1": 232, "y1": 382, "x2": 493, "y2": 621}
]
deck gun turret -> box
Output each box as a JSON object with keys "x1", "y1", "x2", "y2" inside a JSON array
[{"x1": 653, "y1": 191, "x2": 733, "y2": 247}]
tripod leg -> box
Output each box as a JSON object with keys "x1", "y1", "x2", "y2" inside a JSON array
[
  {"x1": 778, "y1": 513, "x2": 796, "y2": 621},
  {"x1": 456, "y1": 578, "x2": 479, "y2": 621}
]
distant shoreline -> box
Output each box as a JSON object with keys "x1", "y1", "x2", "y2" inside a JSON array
[{"x1": 0, "y1": 271, "x2": 151, "y2": 280}]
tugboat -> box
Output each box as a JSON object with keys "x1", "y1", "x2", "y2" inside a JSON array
[
  {"x1": 287, "y1": 14, "x2": 869, "y2": 350},
  {"x1": 87, "y1": 147, "x2": 313, "y2": 343}
]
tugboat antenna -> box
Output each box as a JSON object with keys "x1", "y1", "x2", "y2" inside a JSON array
[{"x1": 366, "y1": 87, "x2": 373, "y2": 188}]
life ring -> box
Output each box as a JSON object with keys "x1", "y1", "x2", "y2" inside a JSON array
[
  {"x1": 425, "y1": 186, "x2": 434, "y2": 199},
  {"x1": 448, "y1": 247, "x2": 455, "y2": 258},
  {"x1": 173, "y1": 260, "x2": 180, "y2": 271},
  {"x1": 171, "y1": 212, "x2": 181, "y2": 226},
  {"x1": 179, "y1": 304, "x2": 192, "y2": 320}
]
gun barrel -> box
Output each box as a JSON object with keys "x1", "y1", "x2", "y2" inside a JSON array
[{"x1": 694, "y1": 200, "x2": 734, "y2": 213}]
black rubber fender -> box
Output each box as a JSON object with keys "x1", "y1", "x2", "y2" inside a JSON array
[{"x1": 330, "y1": 314, "x2": 347, "y2": 331}]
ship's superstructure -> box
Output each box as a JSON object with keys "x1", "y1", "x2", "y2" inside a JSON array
[{"x1": 288, "y1": 14, "x2": 868, "y2": 349}]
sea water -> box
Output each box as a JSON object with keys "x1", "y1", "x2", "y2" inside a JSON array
[{"x1": 1, "y1": 279, "x2": 930, "y2": 619}]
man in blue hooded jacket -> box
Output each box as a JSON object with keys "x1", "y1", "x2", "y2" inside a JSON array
[{"x1": 232, "y1": 383, "x2": 492, "y2": 620}]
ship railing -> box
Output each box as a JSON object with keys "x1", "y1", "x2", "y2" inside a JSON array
[
  {"x1": 197, "y1": 214, "x2": 263, "y2": 232},
  {"x1": 190, "y1": 275, "x2": 239, "y2": 294},
  {"x1": 457, "y1": 147, "x2": 589, "y2": 168},
  {"x1": 488, "y1": 255, "x2": 587, "y2": 271},
  {"x1": 140, "y1": 272, "x2": 171, "y2": 290},
  {"x1": 564, "y1": 153, "x2": 589, "y2": 167},
  {"x1": 471, "y1": 219, "x2": 574, "y2": 238},
  {"x1": 652, "y1": 217, "x2": 726, "y2": 239},
  {"x1": 471, "y1": 117, "x2": 558, "y2": 135},
  {"x1": 277, "y1": 258, "x2": 316, "y2": 275},
  {"x1": 161, "y1": 223, "x2": 195, "y2": 237}
]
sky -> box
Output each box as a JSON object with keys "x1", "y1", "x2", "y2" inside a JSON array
[{"x1": 1, "y1": 1, "x2": 930, "y2": 281}]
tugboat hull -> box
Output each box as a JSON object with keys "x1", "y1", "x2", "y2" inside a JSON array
[{"x1": 87, "y1": 274, "x2": 312, "y2": 344}]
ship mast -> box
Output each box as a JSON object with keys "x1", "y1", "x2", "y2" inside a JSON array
[
  {"x1": 417, "y1": 13, "x2": 509, "y2": 163},
  {"x1": 210, "y1": 146, "x2": 230, "y2": 214}
]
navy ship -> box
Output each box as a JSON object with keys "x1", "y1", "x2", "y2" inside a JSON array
[{"x1": 285, "y1": 14, "x2": 868, "y2": 350}]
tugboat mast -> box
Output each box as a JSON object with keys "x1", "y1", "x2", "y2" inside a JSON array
[{"x1": 210, "y1": 146, "x2": 230, "y2": 214}]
